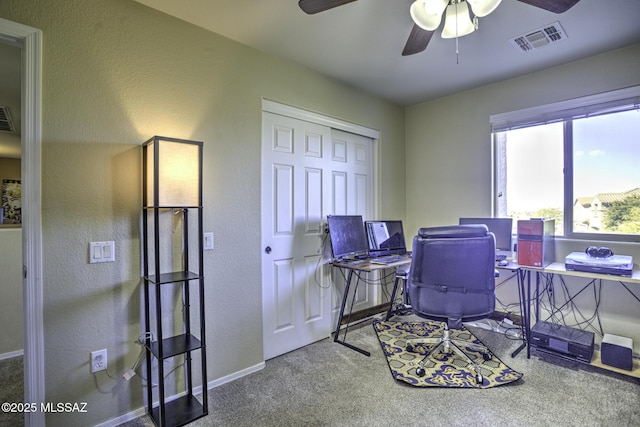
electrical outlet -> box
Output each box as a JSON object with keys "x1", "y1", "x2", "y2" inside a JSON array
[{"x1": 90, "y1": 349, "x2": 107, "y2": 373}]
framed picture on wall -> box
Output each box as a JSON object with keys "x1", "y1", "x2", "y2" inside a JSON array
[{"x1": 2, "y1": 179, "x2": 21, "y2": 224}]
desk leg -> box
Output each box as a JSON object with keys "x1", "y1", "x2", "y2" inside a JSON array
[
  {"x1": 333, "y1": 269, "x2": 370, "y2": 357},
  {"x1": 535, "y1": 271, "x2": 541, "y2": 325},
  {"x1": 526, "y1": 270, "x2": 533, "y2": 358},
  {"x1": 511, "y1": 269, "x2": 529, "y2": 358},
  {"x1": 385, "y1": 275, "x2": 402, "y2": 321}
]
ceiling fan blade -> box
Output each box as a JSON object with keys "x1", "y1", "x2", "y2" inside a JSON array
[
  {"x1": 298, "y1": 0, "x2": 358, "y2": 14},
  {"x1": 402, "y1": 24, "x2": 434, "y2": 56},
  {"x1": 517, "y1": 0, "x2": 581, "y2": 14}
]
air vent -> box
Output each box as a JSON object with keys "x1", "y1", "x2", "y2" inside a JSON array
[
  {"x1": 510, "y1": 21, "x2": 567, "y2": 52},
  {"x1": 0, "y1": 106, "x2": 15, "y2": 133}
]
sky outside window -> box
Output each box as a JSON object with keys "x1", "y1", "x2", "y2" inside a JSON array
[
  {"x1": 573, "y1": 110, "x2": 640, "y2": 198},
  {"x1": 505, "y1": 122, "x2": 563, "y2": 214}
]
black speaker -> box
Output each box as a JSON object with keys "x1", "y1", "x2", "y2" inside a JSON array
[
  {"x1": 585, "y1": 246, "x2": 614, "y2": 258},
  {"x1": 601, "y1": 334, "x2": 633, "y2": 371}
]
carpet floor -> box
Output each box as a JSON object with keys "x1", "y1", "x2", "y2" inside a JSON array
[
  {"x1": 120, "y1": 314, "x2": 640, "y2": 427},
  {"x1": 0, "y1": 356, "x2": 24, "y2": 427}
]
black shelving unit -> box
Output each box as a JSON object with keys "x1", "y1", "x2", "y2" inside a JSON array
[{"x1": 142, "y1": 136, "x2": 208, "y2": 427}]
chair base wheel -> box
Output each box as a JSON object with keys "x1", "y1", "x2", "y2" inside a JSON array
[
  {"x1": 476, "y1": 373, "x2": 483, "y2": 384},
  {"x1": 483, "y1": 352, "x2": 492, "y2": 361},
  {"x1": 415, "y1": 367, "x2": 426, "y2": 377},
  {"x1": 406, "y1": 344, "x2": 414, "y2": 352}
]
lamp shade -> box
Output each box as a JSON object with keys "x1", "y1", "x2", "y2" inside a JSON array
[
  {"x1": 143, "y1": 136, "x2": 202, "y2": 207},
  {"x1": 410, "y1": 0, "x2": 448, "y2": 31},
  {"x1": 441, "y1": 1, "x2": 476, "y2": 39},
  {"x1": 467, "y1": 0, "x2": 502, "y2": 17}
]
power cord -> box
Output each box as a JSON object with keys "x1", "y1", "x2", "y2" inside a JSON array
[
  {"x1": 121, "y1": 333, "x2": 152, "y2": 381},
  {"x1": 539, "y1": 274, "x2": 604, "y2": 338},
  {"x1": 92, "y1": 333, "x2": 150, "y2": 382},
  {"x1": 313, "y1": 229, "x2": 332, "y2": 290},
  {"x1": 120, "y1": 332, "x2": 187, "y2": 387}
]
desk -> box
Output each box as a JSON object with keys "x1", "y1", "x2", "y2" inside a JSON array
[
  {"x1": 520, "y1": 262, "x2": 640, "y2": 378},
  {"x1": 331, "y1": 257, "x2": 411, "y2": 356}
]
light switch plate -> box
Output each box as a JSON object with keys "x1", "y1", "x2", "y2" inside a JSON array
[
  {"x1": 89, "y1": 241, "x2": 115, "y2": 263},
  {"x1": 204, "y1": 232, "x2": 214, "y2": 251}
]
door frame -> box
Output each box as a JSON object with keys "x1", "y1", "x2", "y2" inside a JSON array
[{"x1": 0, "y1": 17, "x2": 44, "y2": 427}]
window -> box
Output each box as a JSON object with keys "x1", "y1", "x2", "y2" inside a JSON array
[
  {"x1": 494, "y1": 123, "x2": 564, "y2": 235},
  {"x1": 491, "y1": 86, "x2": 640, "y2": 242},
  {"x1": 573, "y1": 111, "x2": 640, "y2": 236}
]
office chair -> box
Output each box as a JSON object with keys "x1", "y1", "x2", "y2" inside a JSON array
[{"x1": 405, "y1": 225, "x2": 496, "y2": 384}]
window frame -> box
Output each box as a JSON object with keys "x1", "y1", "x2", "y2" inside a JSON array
[{"x1": 491, "y1": 86, "x2": 640, "y2": 243}]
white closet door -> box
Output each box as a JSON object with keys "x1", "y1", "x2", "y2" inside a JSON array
[{"x1": 261, "y1": 112, "x2": 374, "y2": 360}]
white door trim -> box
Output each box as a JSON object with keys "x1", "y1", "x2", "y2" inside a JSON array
[
  {"x1": 0, "y1": 17, "x2": 45, "y2": 427},
  {"x1": 262, "y1": 99, "x2": 380, "y2": 140}
]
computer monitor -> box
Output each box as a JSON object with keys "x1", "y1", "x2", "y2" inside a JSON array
[
  {"x1": 364, "y1": 220, "x2": 407, "y2": 257},
  {"x1": 459, "y1": 217, "x2": 513, "y2": 252},
  {"x1": 327, "y1": 215, "x2": 368, "y2": 260}
]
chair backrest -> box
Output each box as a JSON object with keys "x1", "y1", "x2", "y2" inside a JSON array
[{"x1": 408, "y1": 225, "x2": 496, "y2": 329}]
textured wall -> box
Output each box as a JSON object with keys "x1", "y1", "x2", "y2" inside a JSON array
[{"x1": 0, "y1": 0, "x2": 405, "y2": 425}]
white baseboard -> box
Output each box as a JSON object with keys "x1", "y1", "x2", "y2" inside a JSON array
[
  {"x1": 95, "y1": 407, "x2": 147, "y2": 427},
  {"x1": 97, "y1": 361, "x2": 266, "y2": 427},
  {"x1": 204, "y1": 361, "x2": 266, "y2": 390},
  {"x1": 0, "y1": 349, "x2": 24, "y2": 361}
]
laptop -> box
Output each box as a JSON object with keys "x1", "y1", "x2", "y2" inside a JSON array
[{"x1": 364, "y1": 220, "x2": 410, "y2": 264}]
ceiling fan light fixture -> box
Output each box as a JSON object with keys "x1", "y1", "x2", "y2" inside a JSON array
[
  {"x1": 441, "y1": 1, "x2": 476, "y2": 39},
  {"x1": 422, "y1": 0, "x2": 449, "y2": 14},
  {"x1": 410, "y1": 0, "x2": 448, "y2": 31},
  {"x1": 467, "y1": 0, "x2": 502, "y2": 18}
]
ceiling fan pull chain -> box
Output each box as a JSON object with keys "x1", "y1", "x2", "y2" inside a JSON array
[{"x1": 455, "y1": 1, "x2": 459, "y2": 64}]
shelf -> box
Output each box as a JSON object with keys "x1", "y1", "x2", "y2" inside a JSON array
[
  {"x1": 590, "y1": 349, "x2": 640, "y2": 379},
  {"x1": 150, "y1": 334, "x2": 202, "y2": 360},
  {"x1": 150, "y1": 394, "x2": 207, "y2": 427},
  {"x1": 142, "y1": 137, "x2": 208, "y2": 426},
  {"x1": 532, "y1": 346, "x2": 640, "y2": 379},
  {"x1": 143, "y1": 205, "x2": 203, "y2": 210},
  {"x1": 146, "y1": 271, "x2": 202, "y2": 285}
]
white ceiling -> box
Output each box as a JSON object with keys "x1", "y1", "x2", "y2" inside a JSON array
[{"x1": 133, "y1": 0, "x2": 640, "y2": 106}]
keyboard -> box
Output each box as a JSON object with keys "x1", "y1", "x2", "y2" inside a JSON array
[
  {"x1": 370, "y1": 255, "x2": 409, "y2": 265},
  {"x1": 495, "y1": 254, "x2": 507, "y2": 262}
]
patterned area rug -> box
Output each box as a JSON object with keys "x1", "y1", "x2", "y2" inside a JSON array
[{"x1": 373, "y1": 319, "x2": 523, "y2": 388}]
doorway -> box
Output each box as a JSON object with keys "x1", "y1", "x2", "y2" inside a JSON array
[
  {"x1": 0, "y1": 17, "x2": 44, "y2": 427},
  {"x1": 0, "y1": 40, "x2": 24, "y2": 426}
]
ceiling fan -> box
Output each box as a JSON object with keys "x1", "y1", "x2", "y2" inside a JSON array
[{"x1": 298, "y1": 0, "x2": 581, "y2": 56}]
